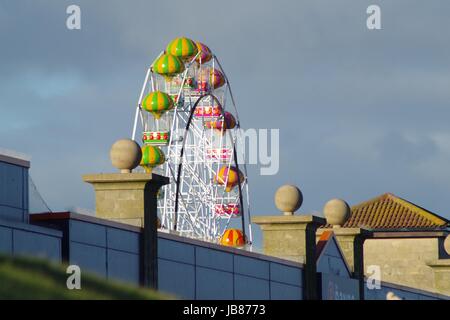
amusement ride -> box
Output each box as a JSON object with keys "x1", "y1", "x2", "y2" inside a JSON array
[{"x1": 131, "y1": 37, "x2": 252, "y2": 247}]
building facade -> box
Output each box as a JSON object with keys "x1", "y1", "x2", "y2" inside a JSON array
[{"x1": 0, "y1": 150, "x2": 448, "y2": 300}]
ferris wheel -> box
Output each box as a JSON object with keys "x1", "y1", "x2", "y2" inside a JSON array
[{"x1": 131, "y1": 37, "x2": 252, "y2": 246}]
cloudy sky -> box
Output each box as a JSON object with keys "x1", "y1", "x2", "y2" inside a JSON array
[{"x1": 1, "y1": 1, "x2": 449, "y2": 244}]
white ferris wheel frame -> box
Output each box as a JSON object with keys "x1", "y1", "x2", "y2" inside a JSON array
[{"x1": 131, "y1": 51, "x2": 253, "y2": 245}]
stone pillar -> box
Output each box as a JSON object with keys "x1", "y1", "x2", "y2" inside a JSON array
[
  {"x1": 252, "y1": 215, "x2": 325, "y2": 300},
  {"x1": 319, "y1": 198, "x2": 372, "y2": 299},
  {"x1": 252, "y1": 184, "x2": 325, "y2": 299},
  {"x1": 316, "y1": 228, "x2": 371, "y2": 274},
  {"x1": 252, "y1": 215, "x2": 325, "y2": 262},
  {"x1": 427, "y1": 260, "x2": 450, "y2": 296},
  {"x1": 83, "y1": 139, "x2": 169, "y2": 289},
  {"x1": 82, "y1": 173, "x2": 168, "y2": 227},
  {"x1": 427, "y1": 235, "x2": 450, "y2": 296},
  {"x1": 83, "y1": 172, "x2": 169, "y2": 289}
]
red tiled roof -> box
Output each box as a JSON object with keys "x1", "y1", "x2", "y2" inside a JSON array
[{"x1": 325, "y1": 193, "x2": 449, "y2": 230}]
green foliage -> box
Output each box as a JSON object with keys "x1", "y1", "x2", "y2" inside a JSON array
[{"x1": 0, "y1": 254, "x2": 171, "y2": 300}]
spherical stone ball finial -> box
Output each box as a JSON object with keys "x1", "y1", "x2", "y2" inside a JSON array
[
  {"x1": 386, "y1": 292, "x2": 402, "y2": 300},
  {"x1": 110, "y1": 139, "x2": 142, "y2": 173},
  {"x1": 274, "y1": 185, "x2": 303, "y2": 215},
  {"x1": 444, "y1": 235, "x2": 450, "y2": 255},
  {"x1": 323, "y1": 198, "x2": 351, "y2": 228}
]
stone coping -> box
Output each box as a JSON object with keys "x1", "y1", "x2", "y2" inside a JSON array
[
  {"x1": 31, "y1": 211, "x2": 143, "y2": 233},
  {"x1": 372, "y1": 230, "x2": 448, "y2": 238},
  {"x1": 82, "y1": 173, "x2": 169, "y2": 185},
  {"x1": 317, "y1": 228, "x2": 447, "y2": 239},
  {"x1": 1, "y1": 218, "x2": 62, "y2": 237},
  {"x1": 252, "y1": 214, "x2": 326, "y2": 225},
  {"x1": 317, "y1": 227, "x2": 373, "y2": 237},
  {"x1": 0, "y1": 152, "x2": 30, "y2": 168},
  {"x1": 427, "y1": 259, "x2": 450, "y2": 268}
]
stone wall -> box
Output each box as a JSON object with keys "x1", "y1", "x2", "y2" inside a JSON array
[{"x1": 364, "y1": 238, "x2": 439, "y2": 293}]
